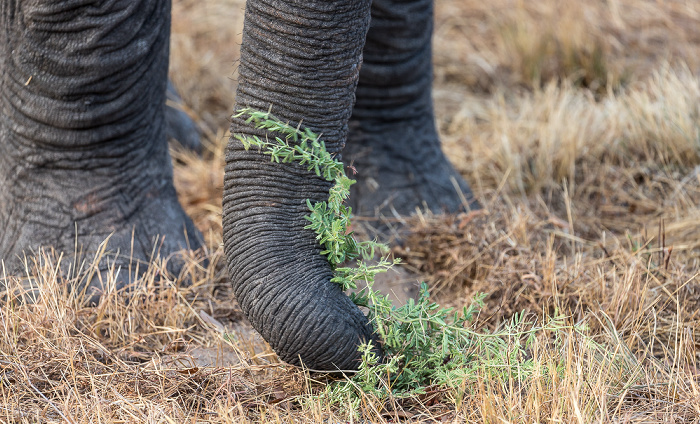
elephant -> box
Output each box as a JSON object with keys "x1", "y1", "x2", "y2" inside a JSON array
[
  {"x1": 165, "y1": 80, "x2": 203, "y2": 153},
  {"x1": 0, "y1": 0, "x2": 478, "y2": 371}
]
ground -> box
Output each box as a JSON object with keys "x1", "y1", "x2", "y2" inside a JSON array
[{"x1": 2, "y1": 0, "x2": 700, "y2": 422}]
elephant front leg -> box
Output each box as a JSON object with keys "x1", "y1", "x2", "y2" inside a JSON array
[
  {"x1": 346, "y1": 0, "x2": 480, "y2": 217},
  {"x1": 0, "y1": 0, "x2": 201, "y2": 296},
  {"x1": 225, "y1": 0, "x2": 378, "y2": 371}
]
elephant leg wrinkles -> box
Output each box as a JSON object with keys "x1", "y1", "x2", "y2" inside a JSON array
[
  {"x1": 346, "y1": 0, "x2": 480, "y2": 218},
  {"x1": 0, "y1": 0, "x2": 202, "y2": 298}
]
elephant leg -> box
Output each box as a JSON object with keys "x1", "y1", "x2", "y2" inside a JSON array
[
  {"x1": 0, "y1": 0, "x2": 201, "y2": 296},
  {"x1": 165, "y1": 80, "x2": 203, "y2": 153},
  {"x1": 225, "y1": 0, "x2": 377, "y2": 371},
  {"x1": 345, "y1": 0, "x2": 480, "y2": 217}
]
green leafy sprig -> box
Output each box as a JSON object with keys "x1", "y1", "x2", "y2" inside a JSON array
[
  {"x1": 233, "y1": 108, "x2": 584, "y2": 404},
  {"x1": 234, "y1": 108, "x2": 391, "y2": 284}
]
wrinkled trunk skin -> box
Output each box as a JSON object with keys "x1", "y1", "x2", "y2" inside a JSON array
[
  {"x1": 224, "y1": 0, "x2": 377, "y2": 371},
  {"x1": 0, "y1": 1, "x2": 200, "y2": 291},
  {"x1": 346, "y1": 0, "x2": 479, "y2": 217}
]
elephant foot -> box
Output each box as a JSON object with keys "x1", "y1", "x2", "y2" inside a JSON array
[
  {"x1": 0, "y1": 178, "x2": 202, "y2": 303},
  {"x1": 345, "y1": 117, "x2": 480, "y2": 219},
  {"x1": 165, "y1": 80, "x2": 203, "y2": 153},
  {"x1": 0, "y1": 0, "x2": 202, "y2": 303}
]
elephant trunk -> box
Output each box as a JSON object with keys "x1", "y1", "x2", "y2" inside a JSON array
[{"x1": 224, "y1": 0, "x2": 377, "y2": 370}]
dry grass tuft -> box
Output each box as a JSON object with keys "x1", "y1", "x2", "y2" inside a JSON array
[
  {"x1": 433, "y1": 0, "x2": 700, "y2": 92},
  {"x1": 170, "y1": 0, "x2": 245, "y2": 137},
  {"x1": 171, "y1": 135, "x2": 226, "y2": 247},
  {"x1": 395, "y1": 192, "x2": 700, "y2": 421},
  {"x1": 443, "y1": 65, "x2": 700, "y2": 197},
  {"x1": 0, "y1": 250, "x2": 308, "y2": 422},
  {"x1": 398, "y1": 196, "x2": 700, "y2": 339}
]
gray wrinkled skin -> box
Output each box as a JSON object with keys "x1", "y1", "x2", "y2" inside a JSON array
[
  {"x1": 346, "y1": 0, "x2": 479, "y2": 216},
  {"x1": 226, "y1": 0, "x2": 377, "y2": 371},
  {"x1": 0, "y1": 1, "x2": 201, "y2": 295},
  {"x1": 0, "y1": 0, "x2": 477, "y2": 371},
  {"x1": 166, "y1": 80, "x2": 202, "y2": 153}
]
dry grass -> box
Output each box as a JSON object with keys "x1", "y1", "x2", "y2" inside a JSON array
[{"x1": 2, "y1": 0, "x2": 700, "y2": 422}]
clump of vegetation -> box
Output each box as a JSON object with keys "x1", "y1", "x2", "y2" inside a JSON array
[
  {"x1": 234, "y1": 108, "x2": 580, "y2": 406},
  {"x1": 498, "y1": 16, "x2": 617, "y2": 93}
]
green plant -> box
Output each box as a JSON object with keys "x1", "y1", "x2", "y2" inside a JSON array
[
  {"x1": 233, "y1": 108, "x2": 581, "y2": 404},
  {"x1": 233, "y1": 108, "x2": 388, "y2": 272}
]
